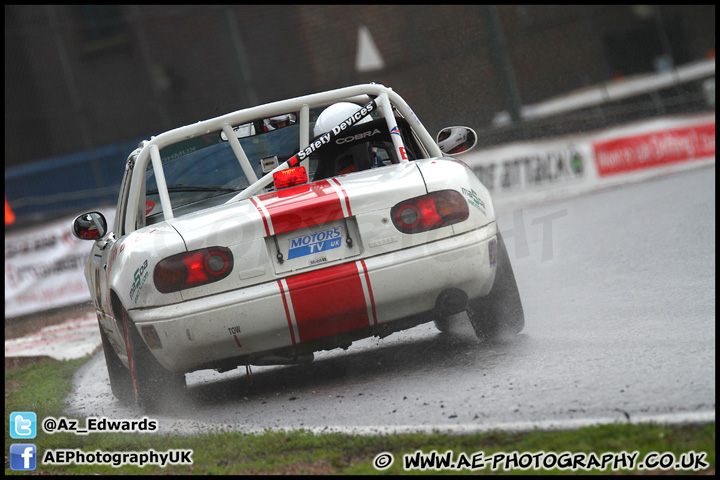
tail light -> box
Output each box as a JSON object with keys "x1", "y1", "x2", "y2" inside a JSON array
[
  {"x1": 391, "y1": 190, "x2": 469, "y2": 234},
  {"x1": 274, "y1": 166, "x2": 307, "y2": 189},
  {"x1": 154, "y1": 247, "x2": 233, "y2": 293}
]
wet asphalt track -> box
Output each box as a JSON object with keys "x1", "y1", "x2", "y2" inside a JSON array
[{"x1": 64, "y1": 165, "x2": 715, "y2": 435}]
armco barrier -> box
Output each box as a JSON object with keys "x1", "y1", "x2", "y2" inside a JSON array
[{"x1": 4, "y1": 113, "x2": 715, "y2": 318}]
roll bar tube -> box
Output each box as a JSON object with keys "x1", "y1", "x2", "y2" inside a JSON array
[{"x1": 124, "y1": 84, "x2": 441, "y2": 230}]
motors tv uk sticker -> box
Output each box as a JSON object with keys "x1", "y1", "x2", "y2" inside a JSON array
[{"x1": 287, "y1": 225, "x2": 344, "y2": 260}]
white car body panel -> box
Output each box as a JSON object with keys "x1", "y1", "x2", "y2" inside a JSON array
[{"x1": 131, "y1": 226, "x2": 496, "y2": 372}]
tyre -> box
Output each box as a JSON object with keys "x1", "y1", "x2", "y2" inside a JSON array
[
  {"x1": 98, "y1": 322, "x2": 135, "y2": 404},
  {"x1": 467, "y1": 232, "x2": 524, "y2": 341},
  {"x1": 120, "y1": 305, "x2": 186, "y2": 413}
]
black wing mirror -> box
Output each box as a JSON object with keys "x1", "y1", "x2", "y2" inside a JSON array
[
  {"x1": 72, "y1": 212, "x2": 108, "y2": 240},
  {"x1": 437, "y1": 126, "x2": 477, "y2": 155}
]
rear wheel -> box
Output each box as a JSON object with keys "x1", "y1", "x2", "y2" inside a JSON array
[
  {"x1": 120, "y1": 305, "x2": 186, "y2": 413},
  {"x1": 467, "y1": 232, "x2": 524, "y2": 341},
  {"x1": 98, "y1": 323, "x2": 135, "y2": 404}
]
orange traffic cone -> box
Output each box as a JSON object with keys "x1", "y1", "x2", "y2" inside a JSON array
[{"x1": 5, "y1": 196, "x2": 16, "y2": 225}]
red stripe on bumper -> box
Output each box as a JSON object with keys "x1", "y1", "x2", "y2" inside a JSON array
[
  {"x1": 277, "y1": 280, "x2": 297, "y2": 345},
  {"x1": 285, "y1": 262, "x2": 372, "y2": 343}
]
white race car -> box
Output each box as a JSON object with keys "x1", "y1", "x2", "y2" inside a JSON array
[{"x1": 72, "y1": 83, "x2": 523, "y2": 411}]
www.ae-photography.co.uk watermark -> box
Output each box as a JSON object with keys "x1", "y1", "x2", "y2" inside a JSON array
[{"x1": 373, "y1": 449, "x2": 709, "y2": 473}]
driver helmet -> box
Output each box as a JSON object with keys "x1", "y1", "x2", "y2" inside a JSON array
[
  {"x1": 264, "y1": 113, "x2": 294, "y2": 131},
  {"x1": 313, "y1": 102, "x2": 372, "y2": 137},
  {"x1": 438, "y1": 127, "x2": 468, "y2": 154}
]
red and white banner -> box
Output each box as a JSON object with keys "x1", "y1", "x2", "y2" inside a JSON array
[
  {"x1": 593, "y1": 122, "x2": 715, "y2": 176},
  {"x1": 5, "y1": 208, "x2": 114, "y2": 318}
]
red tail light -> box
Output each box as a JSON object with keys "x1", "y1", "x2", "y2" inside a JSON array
[
  {"x1": 391, "y1": 190, "x2": 469, "y2": 234},
  {"x1": 274, "y1": 166, "x2": 307, "y2": 189},
  {"x1": 154, "y1": 247, "x2": 233, "y2": 293}
]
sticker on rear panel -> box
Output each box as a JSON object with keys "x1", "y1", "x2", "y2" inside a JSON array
[
  {"x1": 488, "y1": 238, "x2": 497, "y2": 266},
  {"x1": 287, "y1": 225, "x2": 344, "y2": 260},
  {"x1": 141, "y1": 325, "x2": 162, "y2": 349}
]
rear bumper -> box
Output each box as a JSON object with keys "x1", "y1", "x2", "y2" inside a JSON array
[{"x1": 130, "y1": 224, "x2": 497, "y2": 372}]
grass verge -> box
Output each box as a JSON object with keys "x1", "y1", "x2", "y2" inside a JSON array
[{"x1": 5, "y1": 355, "x2": 715, "y2": 475}]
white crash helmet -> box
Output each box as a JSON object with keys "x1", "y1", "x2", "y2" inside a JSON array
[
  {"x1": 313, "y1": 102, "x2": 372, "y2": 137},
  {"x1": 264, "y1": 113, "x2": 295, "y2": 131},
  {"x1": 438, "y1": 127, "x2": 468, "y2": 154}
]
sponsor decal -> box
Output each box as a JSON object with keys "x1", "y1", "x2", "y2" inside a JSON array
[
  {"x1": 336, "y1": 128, "x2": 382, "y2": 145},
  {"x1": 399, "y1": 146, "x2": 408, "y2": 160},
  {"x1": 287, "y1": 226, "x2": 344, "y2": 260},
  {"x1": 128, "y1": 259, "x2": 149, "y2": 303},
  {"x1": 160, "y1": 146, "x2": 197, "y2": 163},
  {"x1": 145, "y1": 200, "x2": 155, "y2": 215},
  {"x1": 461, "y1": 187, "x2": 486, "y2": 215},
  {"x1": 488, "y1": 238, "x2": 497, "y2": 266},
  {"x1": 297, "y1": 132, "x2": 332, "y2": 160},
  {"x1": 141, "y1": 325, "x2": 162, "y2": 349},
  {"x1": 309, "y1": 256, "x2": 328, "y2": 266},
  {"x1": 297, "y1": 102, "x2": 376, "y2": 160},
  {"x1": 330, "y1": 103, "x2": 375, "y2": 136},
  {"x1": 390, "y1": 126, "x2": 401, "y2": 136}
]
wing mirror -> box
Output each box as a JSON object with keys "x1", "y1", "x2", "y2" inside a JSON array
[
  {"x1": 437, "y1": 126, "x2": 478, "y2": 155},
  {"x1": 72, "y1": 212, "x2": 108, "y2": 240}
]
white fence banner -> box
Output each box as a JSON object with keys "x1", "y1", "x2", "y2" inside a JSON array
[{"x1": 5, "y1": 207, "x2": 115, "y2": 318}]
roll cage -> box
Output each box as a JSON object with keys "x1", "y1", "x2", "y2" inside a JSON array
[{"x1": 121, "y1": 84, "x2": 442, "y2": 235}]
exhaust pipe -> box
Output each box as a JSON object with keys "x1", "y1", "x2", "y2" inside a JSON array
[
  {"x1": 248, "y1": 351, "x2": 314, "y2": 366},
  {"x1": 434, "y1": 288, "x2": 468, "y2": 316}
]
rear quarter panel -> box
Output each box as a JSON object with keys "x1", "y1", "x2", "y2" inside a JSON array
[
  {"x1": 109, "y1": 224, "x2": 186, "y2": 311},
  {"x1": 414, "y1": 157, "x2": 496, "y2": 234}
]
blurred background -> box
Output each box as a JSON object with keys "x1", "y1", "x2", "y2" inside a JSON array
[{"x1": 4, "y1": 5, "x2": 715, "y2": 227}]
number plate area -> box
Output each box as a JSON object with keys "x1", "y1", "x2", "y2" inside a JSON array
[{"x1": 270, "y1": 218, "x2": 362, "y2": 274}]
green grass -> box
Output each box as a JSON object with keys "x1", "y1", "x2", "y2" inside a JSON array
[{"x1": 5, "y1": 356, "x2": 715, "y2": 475}]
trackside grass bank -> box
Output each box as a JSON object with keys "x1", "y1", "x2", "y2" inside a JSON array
[{"x1": 5, "y1": 356, "x2": 715, "y2": 475}]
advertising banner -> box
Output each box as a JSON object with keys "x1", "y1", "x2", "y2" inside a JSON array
[
  {"x1": 593, "y1": 122, "x2": 715, "y2": 176},
  {"x1": 5, "y1": 208, "x2": 114, "y2": 318}
]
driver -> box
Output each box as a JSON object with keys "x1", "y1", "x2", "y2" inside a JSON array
[
  {"x1": 313, "y1": 102, "x2": 374, "y2": 176},
  {"x1": 263, "y1": 113, "x2": 295, "y2": 132}
]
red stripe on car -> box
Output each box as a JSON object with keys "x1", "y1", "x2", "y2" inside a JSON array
[
  {"x1": 277, "y1": 280, "x2": 297, "y2": 345},
  {"x1": 284, "y1": 262, "x2": 374, "y2": 343},
  {"x1": 330, "y1": 177, "x2": 353, "y2": 217},
  {"x1": 255, "y1": 180, "x2": 346, "y2": 236},
  {"x1": 359, "y1": 260, "x2": 378, "y2": 325},
  {"x1": 250, "y1": 197, "x2": 271, "y2": 237}
]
